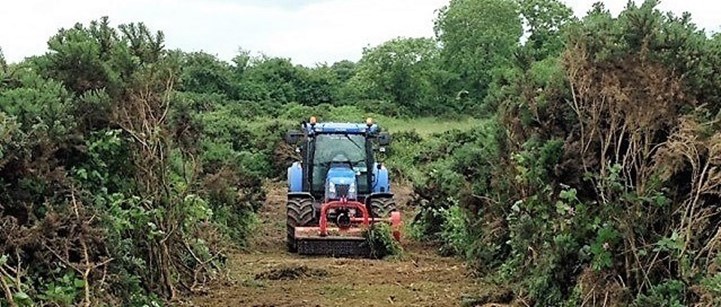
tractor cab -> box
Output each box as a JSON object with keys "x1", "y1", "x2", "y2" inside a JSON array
[
  {"x1": 284, "y1": 117, "x2": 399, "y2": 256},
  {"x1": 312, "y1": 132, "x2": 371, "y2": 205},
  {"x1": 285, "y1": 117, "x2": 392, "y2": 205}
]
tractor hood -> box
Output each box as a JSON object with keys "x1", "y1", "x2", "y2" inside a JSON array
[{"x1": 325, "y1": 167, "x2": 357, "y2": 201}]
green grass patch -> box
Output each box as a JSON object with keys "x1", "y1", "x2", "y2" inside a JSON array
[{"x1": 381, "y1": 117, "x2": 483, "y2": 137}]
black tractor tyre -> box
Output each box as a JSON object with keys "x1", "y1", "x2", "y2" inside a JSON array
[
  {"x1": 370, "y1": 197, "x2": 397, "y2": 218},
  {"x1": 286, "y1": 198, "x2": 315, "y2": 252}
]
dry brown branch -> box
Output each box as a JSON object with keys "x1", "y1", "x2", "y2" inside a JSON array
[{"x1": 0, "y1": 264, "x2": 16, "y2": 307}]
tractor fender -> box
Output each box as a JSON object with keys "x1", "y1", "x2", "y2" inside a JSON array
[
  {"x1": 365, "y1": 192, "x2": 395, "y2": 208},
  {"x1": 372, "y1": 162, "x2": 390, "y2": 193},
  {"x1": 287, "y1": 161, "x2": 303, "y2": 192},
  {"x1": 287, "y1": 192, "x2": 314, "y2": 201},
  {"x1": 365, "y1": 192, "x2": 394, "y2": 203}
]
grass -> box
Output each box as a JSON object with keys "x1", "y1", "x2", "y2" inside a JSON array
[{"x1": 381, "y1": 117, "x2": 482, "y2": 137}]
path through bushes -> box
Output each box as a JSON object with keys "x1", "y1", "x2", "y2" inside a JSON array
[{"x1": 189, "y1": 182, "x2": 505, "y2": 307}]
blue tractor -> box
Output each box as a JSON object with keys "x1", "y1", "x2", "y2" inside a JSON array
[{"x1": 284, "y1": 117, "x2": 400, "y2": 256}]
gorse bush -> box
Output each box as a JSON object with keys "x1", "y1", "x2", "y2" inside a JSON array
[
  {"x1": 0, "y1": 19, "x2": 268, "y2": 305},
  {"x1": 400, "y1": 0, "x2": 721, "y2": 305}
]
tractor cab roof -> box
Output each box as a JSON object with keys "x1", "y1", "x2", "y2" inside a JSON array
[{"x1": 305, "y1": 122, "x2": 379, "y2": 135}]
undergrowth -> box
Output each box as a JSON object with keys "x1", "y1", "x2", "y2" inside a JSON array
[
  {"x1": 395, "y1": 2, "x2": 721, "y2": 305},
  {"x1": 363, "y1": 223, "x2": 404, "y2": 259}
]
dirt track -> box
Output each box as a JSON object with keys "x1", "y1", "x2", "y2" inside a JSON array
[{"x1": 189, "y1": 182, "x2": 499, "y2": 307}]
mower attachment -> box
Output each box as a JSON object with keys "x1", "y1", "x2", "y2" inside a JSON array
[{"x1": 295, "y1": 199, "x2": 401, "y2": 257}]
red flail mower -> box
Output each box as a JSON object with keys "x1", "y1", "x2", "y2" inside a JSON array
[{"x1": 293, "y1": 199, "x2": 402, "y2": 256}]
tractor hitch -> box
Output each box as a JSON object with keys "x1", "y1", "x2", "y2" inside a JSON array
[{"x1": 319, "y1": 199, "x2": 369, "y2": 236}]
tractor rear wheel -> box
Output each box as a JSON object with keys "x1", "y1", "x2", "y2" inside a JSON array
[
  {"x1": 286, "y1": 197, "x2": 314, "y2": 252},
  {"x1": 370, "y1": 197, "x2": 397, "y2": 218}
]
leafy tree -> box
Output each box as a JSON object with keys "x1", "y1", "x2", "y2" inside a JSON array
[
  {"x1": 28, "y1": 17, "x2": 166, "y2": 99},
  {"x1": 179, "y1": 51, "x2": 235, "y2": 95},
  {"x1": 241, "y1": 56, "x2": 300, "y2": 102},
  {"x1": 348, "y1": 37, "x2": 443, "y2": 115},
  {"x1": 0, "y1": 47, "x2": 6, "y2": 74},
  {"x1": 330, "y1": 60, "x2": 357, "y2": 84},
  {"x1": 434, "y1": 0, "x2": 523, "y2": 100},
  {"x1": 295, "y1": 64, "x2": 338, "y2": 105},
  {"x1": 518, "y1": 0, "x2": 574, "y2": 59},
  {"x1": 231, "y1": 48, "x2": 252, "y2": 77},
  {"x1": 231, "y1": 55, "x2": 340, "y2": 106}
]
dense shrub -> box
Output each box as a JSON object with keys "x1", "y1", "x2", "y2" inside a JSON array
[
  {"x1": 402, "y1": 1, "x2": 721, "y2": 305},
  {"x1": 0, "y1": 20, "x2": 265, "y2": 306}
]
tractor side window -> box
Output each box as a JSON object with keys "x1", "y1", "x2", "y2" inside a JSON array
[{"x1": 311, "y1": 134, "x2": 367, "y2": 192}]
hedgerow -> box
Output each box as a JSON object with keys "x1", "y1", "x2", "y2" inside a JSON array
[{"x1": 402, "y1": 1, "x2": 721, "y2": 305}]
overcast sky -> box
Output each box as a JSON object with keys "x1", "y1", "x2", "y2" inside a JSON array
[{"x1": 0, "y1": 0, "x2": 718, "y2": 66}]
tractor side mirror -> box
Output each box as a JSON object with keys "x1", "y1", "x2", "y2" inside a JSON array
[
  {"x1": 285, "y1": 130, "x2": 304, "y2": 144},
  {"x1": 377, "y1": 132, "x2": 391, "y2": 146}
]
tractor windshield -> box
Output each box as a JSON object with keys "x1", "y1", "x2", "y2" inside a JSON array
[{"x1": 312, "y1": 134, "x2": 367, "y2": 191}]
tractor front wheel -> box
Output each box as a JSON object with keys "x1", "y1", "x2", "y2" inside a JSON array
[
  {"x1": 286, "y1": 197, "x2": 314, "y2": 252},
  {"x1": 370, "y1": 197, "x2": 397, "y2": 218}
]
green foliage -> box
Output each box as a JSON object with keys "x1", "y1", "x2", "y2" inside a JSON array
[
  {"x1": 435, "y1": 0, "x2": 523, "y2": 100},
  {"x1": 385, "y1": 130, "x2": 424, "y2": 181},
  {"x1": 349, "y1": 37, "x2": 445, "y2": 115},
  {"x1": 363, "y1": 223, "x2": 403, "y2": 259},
  {"x1": 179, "y1": 51, "x2": 235, "y2": 95},
  {"x1": 700, "y1": 272, "x2": 721, "y2": 304},
  {"x1": 589, "y1": 225, "x2": 619, "y2": 271},
  {"x1": 518, "y1": 0, "x2": 575, "y2": 59},
  {"x1": 0, "y1": 18, "x2": 260, "y2": 306},
  {"x1": 633, "y1": 279, "x2": 687, "y2": 307},
  {"x1": 330, "y1": 60, "x2": 356, "y2": 84},
  {"x1": 37, "y1": 272, "x2": 85, "y2": 305},
  {"x1": 399, "y1": 1, "x2": 721, "y2": 306},
  {"x1": 0, "y1": 47, "x2": 6, "y2": 73},
  {"x1": 0, "y1": 68, "x2": 75, "y2": 136},
  {"x1": 438, "y1": 201, "x2": 472, "y2": 257},
  {"x1": 404, "y1": 121, "x2": 502, "y2": 253},
  {"x1": 31, "y1": 17, "x2": 165, "y2": 96}
]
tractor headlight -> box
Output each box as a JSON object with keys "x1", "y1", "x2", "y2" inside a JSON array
[
  {"x1": 347, "y1": 182, "x2": 357, "y2": 200},
  {"x1": 326, "y1": 181, "x2": 337, "y2": 200}
]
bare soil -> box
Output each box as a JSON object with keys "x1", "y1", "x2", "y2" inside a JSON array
[{"x1": 188, "y1": 182, "x2": 504, "y2": 307}]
